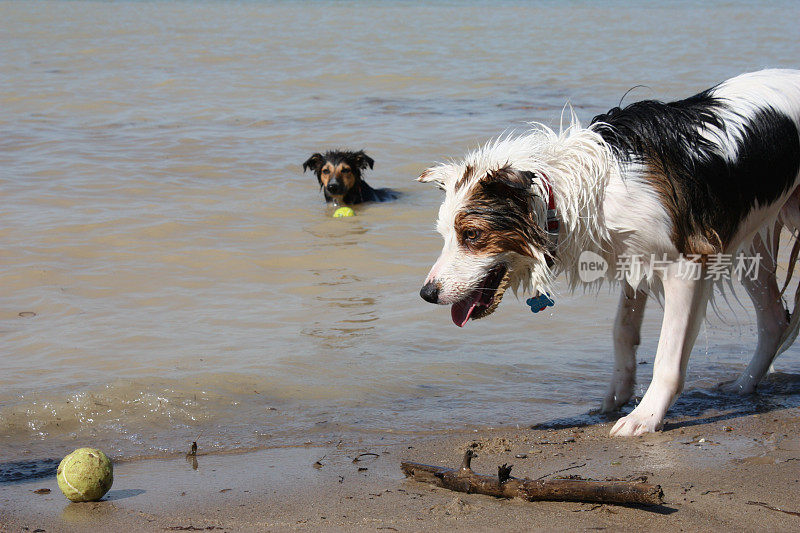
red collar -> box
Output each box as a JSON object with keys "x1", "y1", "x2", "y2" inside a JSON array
[
  {"x1": 540, "y1": 173, "x2": 559, "y2": 239},
  {"x1": 539, "y1": 173, "x2": 559, "y2": 267}
]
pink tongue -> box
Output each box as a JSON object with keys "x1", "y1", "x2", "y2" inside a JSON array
[{"x1": 451, "y1": 291, "x2": 481, "y2": 327}]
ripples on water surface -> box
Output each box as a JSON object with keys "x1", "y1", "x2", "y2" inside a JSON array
[{"x1": 2, "y1": 0, "x2": 800, "y2": 463}]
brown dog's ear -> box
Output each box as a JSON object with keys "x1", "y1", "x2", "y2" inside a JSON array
[
  {"x1": 352, "y1": 150, "x2": 374, "y2": 170},
  {"x1": 302, "y1": 153, "x2": 325, "y2": 172}
]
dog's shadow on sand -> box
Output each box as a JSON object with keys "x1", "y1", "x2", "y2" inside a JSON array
[{"x1": 533, "y1": 372, "x2": 800, "y2": 432}]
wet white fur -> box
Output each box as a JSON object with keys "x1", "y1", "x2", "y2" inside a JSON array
[
  {"x1": 421, "y1": 118, "x2": 676, "y2": 299},
  {"x1": 421, "y1": 69, "x2": 800, "y2": 437}
]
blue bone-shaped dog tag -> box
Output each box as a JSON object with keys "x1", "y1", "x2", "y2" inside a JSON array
[{"x1": 526, "y1": 293, "x2": 554, "y2": 313}]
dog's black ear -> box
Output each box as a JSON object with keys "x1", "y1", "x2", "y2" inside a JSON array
[
  {"x1": 353, "y1": 150, "x2": 374, "y2": 170},
  {"x1": 484, "y1": 167, "x2": 535, "y2": 190},
  {"x1": 302, "y1": 153, "x2": 325, "y2": 173}
]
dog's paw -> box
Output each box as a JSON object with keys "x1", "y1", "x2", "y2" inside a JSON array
[
  {"x1": 609, "y1": 409, "x2": 663, "y2": 437},
  {"x1": 601, "y1": 380, "x2": 634, "y2": 413},
  {"x1": 717, "y1": 378, "x2": 756, "y2": 395}
]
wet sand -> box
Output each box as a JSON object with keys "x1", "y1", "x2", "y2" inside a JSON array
[{"x1": 3, "y1": 405, "x2": 799, "y2": 532}]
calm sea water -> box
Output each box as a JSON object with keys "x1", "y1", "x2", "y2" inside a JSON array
[{"x1": 2, "y1": 0, "x2": 800, "y2": 463}]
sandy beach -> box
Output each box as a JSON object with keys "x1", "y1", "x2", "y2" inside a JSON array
[{"x1": 3, "y1": 399, "x2": 799, "y2": 532}]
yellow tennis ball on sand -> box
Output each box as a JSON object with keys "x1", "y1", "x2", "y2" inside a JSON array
[
  {"x1": 57, "y1": 447, "x2": 114, "y2": 502},
  {"x1": 333, "y1": 206, "x2": 355, "y2": 218}
]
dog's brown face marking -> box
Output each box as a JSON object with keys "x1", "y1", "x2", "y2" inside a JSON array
[
  {"x1": 455, "y1": 167, "x2": 546, "y2": 259},
  {"x1": 319, "y1": 162, "x2": 356, "y2": 191}
]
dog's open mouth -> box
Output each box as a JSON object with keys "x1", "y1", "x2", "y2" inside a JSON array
[{"x1": 451, "y1": 264, "x2": 510, "y2": 327}]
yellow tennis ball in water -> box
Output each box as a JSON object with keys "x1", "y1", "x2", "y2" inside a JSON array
[
  {"x1": 57, "y1": 447, "x2": 114, "y2": 502},
  {"x1": 333, "y1": 206, "x2": 355, "y2": 218}
]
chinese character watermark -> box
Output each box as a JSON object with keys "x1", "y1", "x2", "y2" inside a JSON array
[{"x1": 578, "y1": 252, "x2": 761, "y2": 283}]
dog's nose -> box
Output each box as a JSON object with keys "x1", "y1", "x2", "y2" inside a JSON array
[
  {"x1": 420, "y1": 281, "x2": 440, "y2": 304},
  {"x1": 326, "y1": 181, "x2": 342, "y2": 194}
]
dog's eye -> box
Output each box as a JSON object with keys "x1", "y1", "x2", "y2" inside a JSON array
[
  {"x1": 463, "y1": 229, "x2": 481, "y2": 242},
  {"x1": 322, "y1": 168, "x2": 330, "y2": 174},
  {"x1": 340, "y1": 168, "x2": 351, "y2": 174}
]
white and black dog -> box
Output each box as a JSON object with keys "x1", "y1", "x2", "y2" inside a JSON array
[{"x1": 418, "y1": 69, "x2": 800, "y2": 437}]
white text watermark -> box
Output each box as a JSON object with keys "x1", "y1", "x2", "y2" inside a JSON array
[{"x1": 578, "y1": 251, "x2": 762, "y2": 283}]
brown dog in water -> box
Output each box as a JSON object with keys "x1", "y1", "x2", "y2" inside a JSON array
[{"x1": 303, "y1": 150, "x2": 397, "y2": 205}]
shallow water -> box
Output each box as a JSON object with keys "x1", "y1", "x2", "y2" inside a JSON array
[{"x1": 2, "y1": 0, "x2": 800, "y2": 463}]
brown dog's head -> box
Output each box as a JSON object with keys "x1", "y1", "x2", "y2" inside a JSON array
[{"x1": 303, "y1": 150, "x2": 375, "y2": 204}]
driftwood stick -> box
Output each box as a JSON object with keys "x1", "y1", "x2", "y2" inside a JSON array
[
  {"x1": 461, "y1": 449, "x2": 476, "y2": 470},
  {"x1": 401, "y1": 452, "x2": 663, "y2": 506}
]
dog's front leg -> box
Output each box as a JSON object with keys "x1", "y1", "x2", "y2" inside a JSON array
[
  {"x1": 602, "y1": 284, "x2": 648, "y2": 412},
  {"x1": 610, "y1": 264, "x2": 711, "y2": 437}
]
